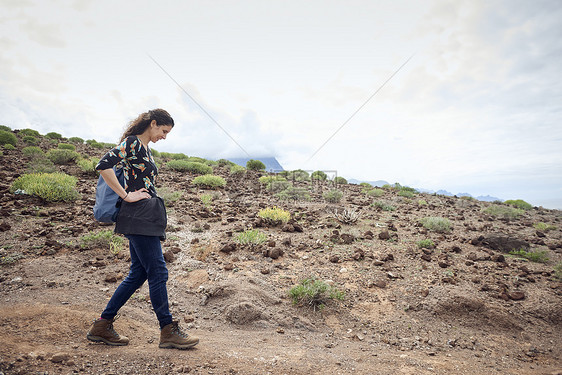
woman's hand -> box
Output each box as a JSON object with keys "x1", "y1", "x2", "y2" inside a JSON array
[{"x1": 124, "y1": 188, "x2": 151, "y2": 202}]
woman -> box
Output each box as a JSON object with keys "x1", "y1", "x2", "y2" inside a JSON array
[{"x1": 87, "y1": 109, "x2": 199, "y2": 350}]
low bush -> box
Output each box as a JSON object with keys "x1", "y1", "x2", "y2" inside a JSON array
[
  {"x1": 267, "y1": 180, "x2": 291, "y2": 193},
  {"x1": 47, "y1": 149, "x2": 80, "y2": 164},
  {"x1": 533, "y1": 222, "x2": 557, "y2": 232},
  {"x1": 246, "y1": 159, "x2": 266, "y2": 171},
  {"x1": 229, "y1": 164, "x2": 246, "y2": 176},
  {"x1": 258, "y1": 206, "x2": 291, "y2": 225},
  {"x1": 323, "y1": 189, "x2": 343, "y2": 203},
  {"x1": 150, "y1": 148, "x2": 160, "y2": 157},
  {"x1": 417, "y1": 239, "x2": 435, "y2": 249},
  {"x1": 329, "y1": 207, "x2": 361, "y2": 224},
  {"x1": 19, "y1": 128, "x2": 40, "y2": 137},
  {"x1": 372, "y1": 200, "x2": 396, "y2": 211},
  {"x1": 217, "y1": 158, "x2": 235, "y2": 167},
  {"x1": 333, "y1": 176, "x2": 347, "y2": 185},
  {"x1": 86, "y1": 139, "x2": 104, "y2": 149},
  {"x1": 192, "y1": 174, "x2": 226, "y2": 188},
  {"x1": 275, "y1": 186, "x2": 311, "y2": 201},
  {"x1": 199, "y1": 193, "x2": 213, "y2": 209},
  {"x1": 508, "y1": 249, "x2": 549, "y2": 263},
  {"x1": 167, "y1": 160, "x2": 213, "y2": 174},
  {"x1": 287, "y1": 169, "x2": 310, "y2": 181},
  {"x1": 27, "y1": 158, "x2": 56, "y2": 173},
  {"x1": 45, "y1": 132, "x2": 62, "y2": 140},
  {"x1": 259, "y1": 175, "x2": 286, "y2": 185},
  {"x1": 22, "y1": 146, "x2": 44, "y2": 158},
  {"x1": 23, "y1": 135, "x2": 38, "y2": 145},
  {"x1": 10, "y1": 172, "x2": 80, "y2": 202},
  {"x1": 158, "y1": 187, "x2": 182, "y2": 206},
  {"x1": 80, "y1": 230, "x2": 124, "y2": 254},
  {"x1": 311, "y1": 170, "x2": 327, "y2": 181},
  {"x1": 504, "y1": 199, "x2": 533, "y2": 210},
  {"x1": 235, "y1": 229, "x2": 267, "y2": 246},
  {"x1": 170, "y1": 153, "x2": 189, "y2": 160},
  {"x1": 359, "y1": 182, "x2": 372, "y2": 188},
  {"x1": 77, "y1": 157, "x2": 99, "y2": 175},
  {"x1": 3, "y1": 144, "x2": 15, "y2": 150},
  {"x1": 418, "y1": 199, "x2": 428, "y2": 206},
  {"x1": 57, "y1": 143, "x2": 76, "y2": 151},
  {"x1": 398, "y1": 190, "x2": 415, "y2": 198},
  {"x1": 365, "y1": 188, "x2": 384, "y2": 197},
  {"x1": 419, "y1": 216, "x2": 452, "y2": 233},
  {"x1": 288, "y1": 278, "x2": 344, "y2": 311},
  {"x1": 0, "y1": 130, "x2": 17, "y2": 146},
  {"x1": 0, "y1": 125, "x2": 11, "y2": 132},
  {"x1": 68, "y1": 137, "x2": 84, "y2": 144},
  {"x1": 483, "y1": 205, "x2": 524, "y2": 220},
  {"x1": 555, "y1": 263, "x2": 562, "y2": 280}
]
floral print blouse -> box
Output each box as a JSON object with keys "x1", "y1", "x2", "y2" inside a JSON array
[{"x1": 96, "y1": 136, "x2": 158, "y2": 196}]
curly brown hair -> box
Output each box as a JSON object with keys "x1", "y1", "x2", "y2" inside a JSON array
[{"x1": 120, "y1": 109, "x2": 174, "y2": 142}]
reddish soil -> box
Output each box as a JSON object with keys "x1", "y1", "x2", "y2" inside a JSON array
[{"x1": 1, "y1": 131, "x2": 561, "y2": 375}]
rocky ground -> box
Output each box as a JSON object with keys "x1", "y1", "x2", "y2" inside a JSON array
[{"x1": 0, "y1": 131, "x2": 561, "y2": 375}]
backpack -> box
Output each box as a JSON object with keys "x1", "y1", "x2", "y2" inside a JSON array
[{"x1": 93, "y1": 166, "x2": 125, "y2": 223}]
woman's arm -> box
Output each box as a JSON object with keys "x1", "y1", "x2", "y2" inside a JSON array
[{"x1": 99, "y1": 169, "x2": 150, "y2": 203}]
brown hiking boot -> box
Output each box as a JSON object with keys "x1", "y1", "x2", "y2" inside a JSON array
[
  {"x1": 159, "y1": 321, "x2": 199, "y2": 349},
  {"x1": 87, "y1": 316, "x2": 129, "y2": 346}
]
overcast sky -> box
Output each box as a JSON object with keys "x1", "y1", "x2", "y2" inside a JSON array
[{"x1": 1, "y1": 0, "x2": 561, "y2": 208}]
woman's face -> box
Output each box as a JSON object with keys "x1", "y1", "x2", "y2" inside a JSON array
[{"x1": 149, "y1": 123, "x2": 173, "y2": 143}]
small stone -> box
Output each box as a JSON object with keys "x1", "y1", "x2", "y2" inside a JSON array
[
  {"x1": 508, "y1": 291, "x2": 525, "y2": 300},
  {"x1": 260, "y1": 268, "x2": 270, "y2": 275},
  {"x1": 378, "y1": 230, "x2": 390, "y2": 240},
  {"x1": 50, "y1": 352, "x2": 70, "y2": 363},
  {"x1": 329, "y1": 255, "x2": 340, "y2": 263},
  {"x1": 163, "y1": 250, "x2": 176, "y2": 263}
]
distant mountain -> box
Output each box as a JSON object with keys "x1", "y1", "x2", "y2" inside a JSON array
[
  {"x1": 476, "y1": 195, "x2": 502, "y2": 202},
  {"x1": 348, "y1": 179, "x2": 389, "y2": 187},
  {"x1": 228, "y1": 157, "x2": 284, "y2": 172}
]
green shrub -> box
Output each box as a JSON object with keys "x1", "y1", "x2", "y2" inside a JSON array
[
  {"x1": 267, "y1": 180, "x2": 291, "y2": 193},
  {"x1": 3, "y1": 144, "x2": 15, "y2": 150},
  {"x1": 366, "y1": 188, "x2": 384, "y2": 197},
  {"x1": 10, "y1": 173, "x2": 80, "y2": 202},
  {"x1": 288, "y1": 169, "x2": 310, "y2": 181},
  {"x1": 533, "y1": 222, "x2": 557, "y2": 232},
  {"x1": 504, "y1": 199, "x2": 533, "y2": 210},
  {"x1": 159, "y1": 152, "x2": 173, "y2": 159},
  {"x1": 22, "y1": 146, "x2": 44, "y2": 158},
  {"x1": 186, "y1": 156, "x2": 206, "y2": 163},
  {"x1": 311, "y1": 170, "x2": 327, "y2": 181},
  {"x1": 417, "y1": 239, "x2": 435, "y2": 249},
  {"x1": 323, "y1": 189, "x2": 343, "y2": 203},
  {"x1": 0, "y1": 125, "x2": 11, "y2": 132},
  {"x1": 46, "y1": 149, "x2": 79, "y2": 164},
  {"x1": 27, "y1": 158, "x2": 56, "y2": 173},
  {"x1": 246, "y1": 159, "x2": 266, "y2": 171},
  {"x1": 77, "y1": 157, "x2": 99, "y2": 175},
  {"x1": 235, "y1": 229, "x2": 267, "y2": 245},
  {"x1": 19, "y1": 128, "x2": 40, "y2": 137},
  {"x1": 23, "y1": 135, "x2": 38, "y2": 145},
  {"x1": 555, "y1": 263, "x2": 562, "y2": 280},
  {"x1": 150, "y1": 148, "x2": 160, "y2": 157},
  {"x1": 80, "y1": 230, "x2": 124, "y2": 254},
  {"x1": 258, "y1": 206, "x2": 291, "y2": 225},
  {"x1": 199, "y1": 193, "x2": 213, "y2": 209},
  {"x1": 372, "y1": 200, "x2": 396, "y2": 211},
  {"x1": 229, "y1": 164, "x2": 246, "y2": 176},
  {"x1": 483, "y1": 205, "x2": 524, "y2": 220},
  {"x1": 169, "y1": 152, "x2": 188, "y2": 160},
  {"x1": 57, "y1": 143, "x2": 76, "y2": 151},
  {"x1": 333, "y1": 176, "x2": 347, "y2": 185},
  {"x1": 192, "y1": 174, "x2": 226, "y2": 188},
  {"x1": 167, "y1": 160, "x2": 213, "y2": 174},
  {"x1": 275, "y1": 186, "x2": 311, "y2": 201},
  {"x1": 158, "y1": 187, "x2": 182, "y2": 206},
  {"x1": 288, "y1": 278, "x2": 344, "y2": 311},
  {"x1": 0, "y1": 150, "x2": 3, "y2": 156},
  {"x1": 508, "y1": 249, "x2": 549, "y2": 263},
  {"x1": 86, "y1": 139, "x2": 104, "y2": 149},
  {"x1": 419, "y1": 217, "x2": 452, "y2": 233},
  {"x1": 259, "y1": 175, "x2": 286, "y2": 185},
  {"x1": 359, "y1": 182, "x2": 372, "y2": 188},
  {"x1": 45, "y1": 132, "x2": 62, "y2": 140},
  {"x1": 217, "y1": 158, "x2": 235, "y2": 167},
  {"x1": 67, "y1": 137, "x2": 84, "y2": 144},
  {"x1": 418, "y1": 199, "x2": 428, "y2": 206},
  {"x1": 0, "y1": 130, "x2": 17, "y2": 146},
  {"x1": 398, "y1": 190, "x2": 415, "y2": 198}
]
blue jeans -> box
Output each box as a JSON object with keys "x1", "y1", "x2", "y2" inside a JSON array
[{"x1": 101, "y1": 234, "x2": 173, "y2": 329}]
